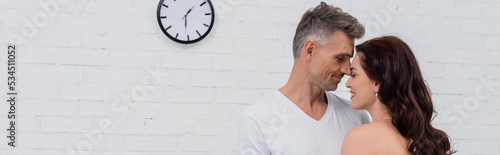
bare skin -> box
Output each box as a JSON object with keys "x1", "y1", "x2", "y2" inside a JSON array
[
  {"x1": 279, "y1": 31, "x2": 353, "y2": 121},
  {"x1": 341, "y1": 120, "x2": 410, "y2": 154}
]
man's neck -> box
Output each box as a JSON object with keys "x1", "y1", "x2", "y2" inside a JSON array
[
  {"x1": 279, "y1": 69, "x2": 329, "y2": 120},
  {"x1": 279, "y1": 83, "x2": 326, "y2": 106},
  {"x1": 280, "y1": 62, "x2": 327, "y2": 105}
]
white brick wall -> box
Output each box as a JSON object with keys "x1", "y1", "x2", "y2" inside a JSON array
[{"x1": 0, "y1": 0, "x2": 499, "y2": 154}]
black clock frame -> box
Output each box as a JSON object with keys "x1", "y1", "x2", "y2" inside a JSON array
[{"x1": 156, "y1": 0, "x2": 215, "y2": 44}]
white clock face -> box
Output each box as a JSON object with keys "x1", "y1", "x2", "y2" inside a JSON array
[{"x1": 157, "y1": 0, "x2": 215, "y2": 44}]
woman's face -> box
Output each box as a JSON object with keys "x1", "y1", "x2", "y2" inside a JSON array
[{"x1": 345, "y1": 53, "x2": 379, "y2": 110}]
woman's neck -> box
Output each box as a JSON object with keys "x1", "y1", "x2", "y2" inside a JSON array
[{"x1": 367, "y1": 100, "x2": 392, "y2": 122}]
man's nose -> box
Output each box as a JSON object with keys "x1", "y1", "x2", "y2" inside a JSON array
[{"x1": 341, "y1": 62, "x2": 351, "y2": 75}]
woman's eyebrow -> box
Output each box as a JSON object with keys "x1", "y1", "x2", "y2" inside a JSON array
[{"x1": 350, "y1": 67, "x2": 357, "y2": 71}]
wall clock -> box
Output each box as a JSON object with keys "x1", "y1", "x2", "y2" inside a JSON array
[{"x1": 157, "y1": 0, "x2": 215, "y2": 44}]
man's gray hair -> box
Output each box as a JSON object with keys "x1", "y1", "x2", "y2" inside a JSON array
[{"x1": 292, "y1": 2, "x2": 365, "y2": 60}]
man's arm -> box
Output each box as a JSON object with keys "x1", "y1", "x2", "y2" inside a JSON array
[{"x1": 238, "y1": 113, "x2": 270, "y2": 155}]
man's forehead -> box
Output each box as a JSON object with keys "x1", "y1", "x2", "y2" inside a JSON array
[
  {"x1": 327, "y1": 32, "x2": 355, "y2": 56},
  {"x1": 343, "y1": 44, "x2": 354, "y2": 57}
]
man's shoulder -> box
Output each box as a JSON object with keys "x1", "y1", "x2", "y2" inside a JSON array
[
  {"x1": 242, "y1": 98, "x2": 270, "y2": 117},
  {"x1": 326, "y1": 92, "x2": 351, "y2": 107},
  {"x1": 326, "y1": 92, "x2": 371, "y2": 123},
  {"x1": 241, "y1": 90, "x2": 284, "y2": 119}
]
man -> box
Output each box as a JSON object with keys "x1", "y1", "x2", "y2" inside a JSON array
[{"x1": 239, "y1": 2, "x2": 371, "y2": 154}]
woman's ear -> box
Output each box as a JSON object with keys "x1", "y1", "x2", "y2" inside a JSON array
[{"x1": 373, "y1": 81, "x2": 380, "y2": 94}]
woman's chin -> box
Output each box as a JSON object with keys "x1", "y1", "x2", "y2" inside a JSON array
[{"x1": 350, "y1": 101, "x2": 362, "y2": 110}]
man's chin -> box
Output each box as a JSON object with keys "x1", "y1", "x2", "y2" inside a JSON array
[
  {"x1": 311, "y1": 78, "x2": 338, "y2": 91},
  {"x1": 323, "y1": 84, "x2": 338, "y2": 91}
]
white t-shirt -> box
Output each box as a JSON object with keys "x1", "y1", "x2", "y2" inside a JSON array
[{"x1": 239, "y1": 90, "x2": 371, "y2": 155}]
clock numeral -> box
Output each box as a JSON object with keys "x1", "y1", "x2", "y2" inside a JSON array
[
  {"x1": 175, "y1": 33, "x2": 179, "y2": 39},
  {"x1": 162, "y1": 4, "x2": 168, "y2": 8},
  {"x1": 203, "y1": 23, "x2": 209, "y2": 27},
  {"x1": 160, "y1": 16, "x2": 167, "y2": 19},
  {"x1": 196, "y1": 30, "x2": 201, "y2": 37},
  {"x1": 187, "y1": 35, "x2": 190, "y2": 41},
  {"x1": 166, "y1": 25, "x2": 172, "y2": 30},
  {"x1": 205, "y1": 13, "x2": 211, "y2": 16},
  {"x1": 200, "y1": 1, "x2": 207, "y2": 6}
]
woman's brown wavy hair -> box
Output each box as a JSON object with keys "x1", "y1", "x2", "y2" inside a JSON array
[{"x1": 355, "y1": 36, "x2": 455, "y2": 154}]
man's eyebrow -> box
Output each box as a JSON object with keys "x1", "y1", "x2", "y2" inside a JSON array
[
  {"x1": 344, "y1": 53, "x2": 353, "y2": 58},
  {"x1": 334, "y1": 53, "x2": 353, "y2": 58}
]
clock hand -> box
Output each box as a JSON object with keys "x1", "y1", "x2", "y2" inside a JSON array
[
  {"x1": 184, "y1": 15, "x2": 187, "y2": 32},
  {"x1": 182, "y1": 3, "x2": 197, "y2": 33},
  {"x1": 181, "y1": 3, "x2": 196, "y2": 20},
  {"x1": 185, "y1": 3, "x2": 197, "y2": 16},
  {"x1": 186, "y1": 6, "x2": 194, "y2": 15}
]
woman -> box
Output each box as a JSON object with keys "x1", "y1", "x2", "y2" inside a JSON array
[{"x1": 341, "y1": 36, "x2": 455, "y2": 154}]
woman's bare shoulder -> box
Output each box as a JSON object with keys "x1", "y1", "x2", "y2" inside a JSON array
[
  {"x1": 341, "y1": 123, "x2": 375, "y2": 154},
  {"x1": 344, "y1": 121, "x2": 387, "y2": 139},
  {"x1": 341, "y1": 121, "x2": 409, "y2": 155}
]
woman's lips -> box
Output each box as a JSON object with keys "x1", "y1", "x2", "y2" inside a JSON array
[{"x1": 350, "y1": 91, "x2": 355, "y2": 99}]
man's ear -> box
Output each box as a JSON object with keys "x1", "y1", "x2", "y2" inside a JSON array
[{"x1": 302, "y1": 39, "x2": 316, "y2": 61}]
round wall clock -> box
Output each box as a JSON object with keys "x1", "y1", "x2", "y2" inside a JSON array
[{"x1": 157, "y1": 0, "x2": 215, "y2": 44}]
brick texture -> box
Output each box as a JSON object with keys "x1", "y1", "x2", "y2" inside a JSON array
[{"x1": 0, "y1": 0, "x2": 499, "y2": 154}]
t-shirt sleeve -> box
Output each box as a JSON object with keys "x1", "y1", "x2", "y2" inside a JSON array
[
  {"x1": 238, "y1": 112, "x2": 271, "y2": 155},
  {"x1": 360, "y1": 110, "x2": 372, "y2": 124}
]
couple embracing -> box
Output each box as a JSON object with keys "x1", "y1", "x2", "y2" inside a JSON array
[{"x1": 239, "y1": 2, "x2": 454, "y2": 155}]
